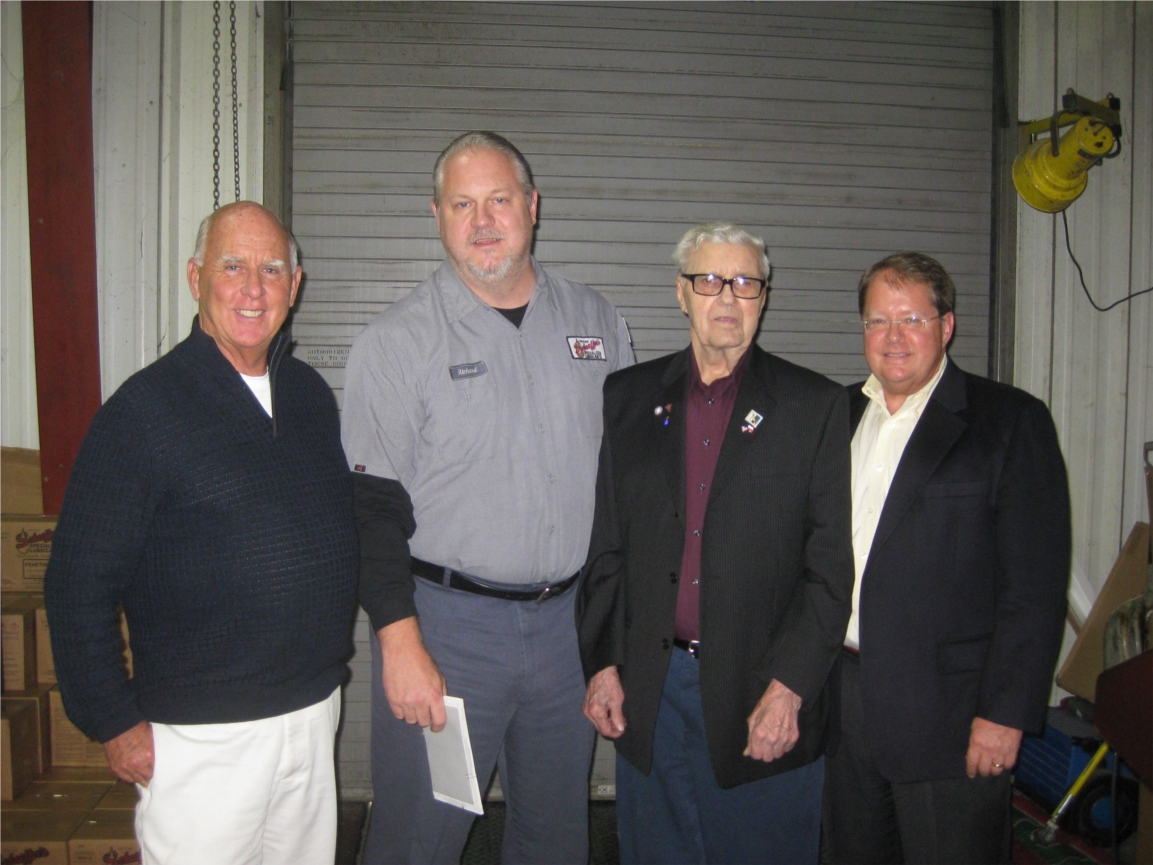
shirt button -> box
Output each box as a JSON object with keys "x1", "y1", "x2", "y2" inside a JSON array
[
  {"x1": 548, "y1": 525, "x2": 555, "y2": 535},
  {"x1": 703, "y1": 439, "x2": 710, "y2": 446},
  {"x1": 876, "y1": 464, "x2": 883, "y2": 471},
  {"x1": 692, "y1": 578, "x2": 700, "y2": 586},
  {"x1": 868, "y1": 506, "x2": 874, "y2": 514},
  {"x1": 693, "y1": 529, "x2": 701, "y2": 537},
  {"x1": 539, "y1": 424, "x2": 545, "y2": 433},
  {"x1": 669, "y1": 572, "x2": 678, "y2": 584},
  {"x1": 548, "y1": 474, "x2": 555, "y2": 483},
  {"x1": 708, "y1": 398, "x2": 714, "y2": 405},
  {"x1": 699, "y1": 483, "x2": 706, "y2": 491}
]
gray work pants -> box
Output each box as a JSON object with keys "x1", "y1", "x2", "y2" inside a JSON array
[{"x1": 362, "y1": 577, "x2": 595, "y2": 864}]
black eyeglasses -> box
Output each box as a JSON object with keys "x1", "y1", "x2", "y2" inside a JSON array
[{"x1": 680, "y1": 273, "x2": 767, "y2": 299}]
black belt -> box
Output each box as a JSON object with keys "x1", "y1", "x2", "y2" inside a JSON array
[
  {"x1": 411, "y1": 558, "x2": 579, "y2": 603},
  {"x1": 673, "y1": 637, "x2": 700, "y2": 658}
]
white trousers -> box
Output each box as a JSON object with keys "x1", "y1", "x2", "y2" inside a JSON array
[{"x1": 136, "y1": 688, "x2": 341, "y2": 865}]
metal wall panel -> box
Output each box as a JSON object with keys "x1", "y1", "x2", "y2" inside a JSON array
[{"x1": 290, "y1": 0, "x2": 995, "y2": 798}]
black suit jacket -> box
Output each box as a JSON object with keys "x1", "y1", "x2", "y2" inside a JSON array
[
  {"x1": 578, "y1": 345, "x2": 854, "y2": 789},
  {"x1": 850, "y1": 359, "x2": 1071, "y2": 783}
]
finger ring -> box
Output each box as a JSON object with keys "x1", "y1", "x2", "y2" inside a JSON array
[{"x1": 992, "y1": 762, "x2": 1004, "y2": 768}]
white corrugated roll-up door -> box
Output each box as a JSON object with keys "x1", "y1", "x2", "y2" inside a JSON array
[{"x1": 289, "y1": 1, "x2": 995, "y2": 797}]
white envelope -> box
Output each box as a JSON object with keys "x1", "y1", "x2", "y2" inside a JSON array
[{"x1": 422, "y1": 696, "x2": 484, "y2": 815}]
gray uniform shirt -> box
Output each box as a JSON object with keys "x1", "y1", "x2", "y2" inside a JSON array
[{"x1": 342, "y1": 259, "x2": 634, "y2": 585}]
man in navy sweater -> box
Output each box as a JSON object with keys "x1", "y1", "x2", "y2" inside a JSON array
[{"x1": 44, "y1": 202, "x2": 359, "y2": 864}]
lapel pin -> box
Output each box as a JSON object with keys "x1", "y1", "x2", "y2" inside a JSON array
[{"x1": 742, "y1": 409, "x2": 764, "y2": 434}]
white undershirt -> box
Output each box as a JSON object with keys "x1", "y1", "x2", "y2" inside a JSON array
[
  {"x1": 844, "y1": 356, "x2": 948, "y2": 649},
  {"x1": 240, "y1": 371, "x2": 273, "y2": 417}
]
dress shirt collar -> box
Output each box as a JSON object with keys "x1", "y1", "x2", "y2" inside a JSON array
[
  {"x1": 435, "y1": 257, "x2": 549, "y2": 324},
  {"x1": 861, "y1": 354, "x2": 949, "y2": 420}
]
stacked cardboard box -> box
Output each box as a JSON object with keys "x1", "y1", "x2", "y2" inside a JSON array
[
  {"x1": 3, "y1": 594, "x2": 41, "y2": 691},
  {"x1": 2, "y1": 701, "x2": 40, "y2": 799},
  {"x1": 2, "y1": 449, "x2": 143, "y2": 800},
  {"x1": 1, "y1": 451, "x2": 141, "y2": 860},
  {"x1": 0, "y1": 779, "x2": 137, "y2": 865}
]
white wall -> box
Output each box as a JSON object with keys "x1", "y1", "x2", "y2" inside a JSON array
[
  {"x1": 1015, "y1": 2, "x2": 1153, "y2": 661},
  {"x1": 1, "y1": 2, "x2": 40, "y2": 449},
  {"x1": 93, "y1": 1, "x2": 265, "y2": 399}
]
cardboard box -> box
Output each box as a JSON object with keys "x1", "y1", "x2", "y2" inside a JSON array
[
  {"x1": 94, "y1": 781, "x2": 139, "y2": 812},
  {"x1": 35, "y1": 604, "x2": 54, "y2": 684},
  {"x1": 1056, "y1": 522, "x2": 1151, "y2": 702},
  {"x1": 4, "y1": 781, "x2": 109, "y2": 813},
  {"x1": 1, "y1": 515, "x2": 57, "y2": 593},
  {"x1": 3, "y1": 685, "x2": 53, "y2": 772},
  {"x1": 2, "y1": 701, "x2": 40, "y2": 800},
  {"x1": 48, "y1": 688, "x2": 108, "y2": 768},
  {"x1": 2, "y1": 447, "x2": 44, "y2": 515},
  {"x1": 68, "y1": 816, "x2": 140, "y2": 865},
  {"x1": 3, "y1": 594, "x2": 41, "y2": 691},
  {"x1": 0, "y1": 811, "x2": 88, "y2": 865},
  {"x1": 33, "y1": 765, "x2": 118, "y2": 785}
]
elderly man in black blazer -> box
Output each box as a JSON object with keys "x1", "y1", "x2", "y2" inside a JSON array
[
  {"x1": 822, "y1": 252, "x2": 1071, "y2": 864},
  {"x1": 578, "y1": 223, "x2": 853, "y2": 864}
]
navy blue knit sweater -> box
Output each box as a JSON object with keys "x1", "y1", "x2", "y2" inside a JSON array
[{"x1": 44, "y1": 319, "x2": 359, "y2": 743}]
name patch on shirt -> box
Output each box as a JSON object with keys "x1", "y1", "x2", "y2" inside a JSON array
[
  {"x1": 449, "y1": 361, "x2": 488, "y2": 380},
  {"x1": 567, "y1": 336, "x2": 606, "y2": 360}
]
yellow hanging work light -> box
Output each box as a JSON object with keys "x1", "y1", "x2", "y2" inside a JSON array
[{"x1": 1013, "y1": 89, "x2": 1122, "y2": 213}]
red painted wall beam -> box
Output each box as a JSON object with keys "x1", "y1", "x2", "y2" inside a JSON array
[{"x1": 21, "y1": 1, "x2": 103, "y2": 515}]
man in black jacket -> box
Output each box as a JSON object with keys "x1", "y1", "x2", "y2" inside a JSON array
[
  {"x1": 822, "y1": 252, "x2": 1071, "y2": 863},
  {"x1": 578, "y1": 223, "x2": 853, "y2": 864},
  {"x1": 44, "y1": 202, "x2": 359, "y2": 864}
]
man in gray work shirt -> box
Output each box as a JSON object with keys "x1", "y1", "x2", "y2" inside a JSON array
[{"x1": 342, "y1": 132, "x2": 634, "y2": 864}]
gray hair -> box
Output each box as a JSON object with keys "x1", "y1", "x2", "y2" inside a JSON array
[
  {"x1": 192, "y1": 201, "x2": 300, "y2": 270},
  {"x1": 673, "y1": 222, "x2": 771, "y2": 281},
  {"x1": 857, "y1": 251, "x2": 955, "y2": 316},
  {"x1": 432, "y1": 131, "x2": 536, "y2": 205}
]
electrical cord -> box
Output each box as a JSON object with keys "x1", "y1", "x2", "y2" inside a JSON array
[{"x1": 1062, "y1": 210, "x2": 1153, "y2": 311}]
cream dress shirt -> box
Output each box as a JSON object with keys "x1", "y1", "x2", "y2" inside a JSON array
[{"x1": 844, "y1": 356, "x2": 948, "y2": 649}]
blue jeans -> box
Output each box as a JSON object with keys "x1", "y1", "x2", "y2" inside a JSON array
[{"x1": 616, "y1": 646, "x2": 823, "y2": 864}]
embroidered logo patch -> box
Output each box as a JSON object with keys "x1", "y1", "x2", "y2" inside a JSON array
[
  {"x1": 353, "y1": 464, "x2": 367, "y2": 473},
  {"x1": 567, "y1": 336, "x2": 606, "y2": 360},
  {"x1": 449, "y1": 361, "x2": 488, "y2": 380}
]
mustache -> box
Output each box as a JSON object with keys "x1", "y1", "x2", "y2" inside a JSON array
[{"x1": 468, "y1": 228, "x2": 505, "y2": 244}]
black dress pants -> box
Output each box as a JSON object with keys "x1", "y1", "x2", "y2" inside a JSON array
[{"x1": 822, "y1": 651, "x2": 1012, "y2": 864}]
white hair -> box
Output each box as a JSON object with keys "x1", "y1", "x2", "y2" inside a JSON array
[{"x1": 673, "y1": 222, "x2": 771, "y2": 281}]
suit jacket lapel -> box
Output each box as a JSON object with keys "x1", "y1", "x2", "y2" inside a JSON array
[
  {"x1": 849, "y1": 385, "x2": 869, "y2": 432},
  {"x1": 709, "y1": 348, "x2": 777, "y2": 504},
  {"x1": 657, "y1": 349, "x2": 690, "y2": 517},
  {"x1": 869, "y1": 360, "x2": 968, "y2": 558}
]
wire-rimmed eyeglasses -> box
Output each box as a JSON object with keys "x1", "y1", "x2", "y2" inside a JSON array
[
  {"x1": 861, "y1": 315, "x2": 942, "y2": 333},
  {"x1": 679, "y1": 273, "x2": 767, "y2": 299}
]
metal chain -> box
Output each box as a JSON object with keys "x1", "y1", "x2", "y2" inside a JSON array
[
  {"x1": 230, "y1": 1, "x2": 240, "y2": 201},
  {"x1": 211, "y1": 1, "x2": 222, "y2": 210}
]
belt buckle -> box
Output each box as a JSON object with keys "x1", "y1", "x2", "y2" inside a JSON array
[
  {"x1": 534, "y1": 585, "x2": 554, "y2": 604},
  {"x1": 686, "y1": 640, "x2": 700, "y2": 658}
]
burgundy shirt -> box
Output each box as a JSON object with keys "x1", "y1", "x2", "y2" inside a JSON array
[{"x1": 674, "y1": 347, "x2": 751, "y2": 642}]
